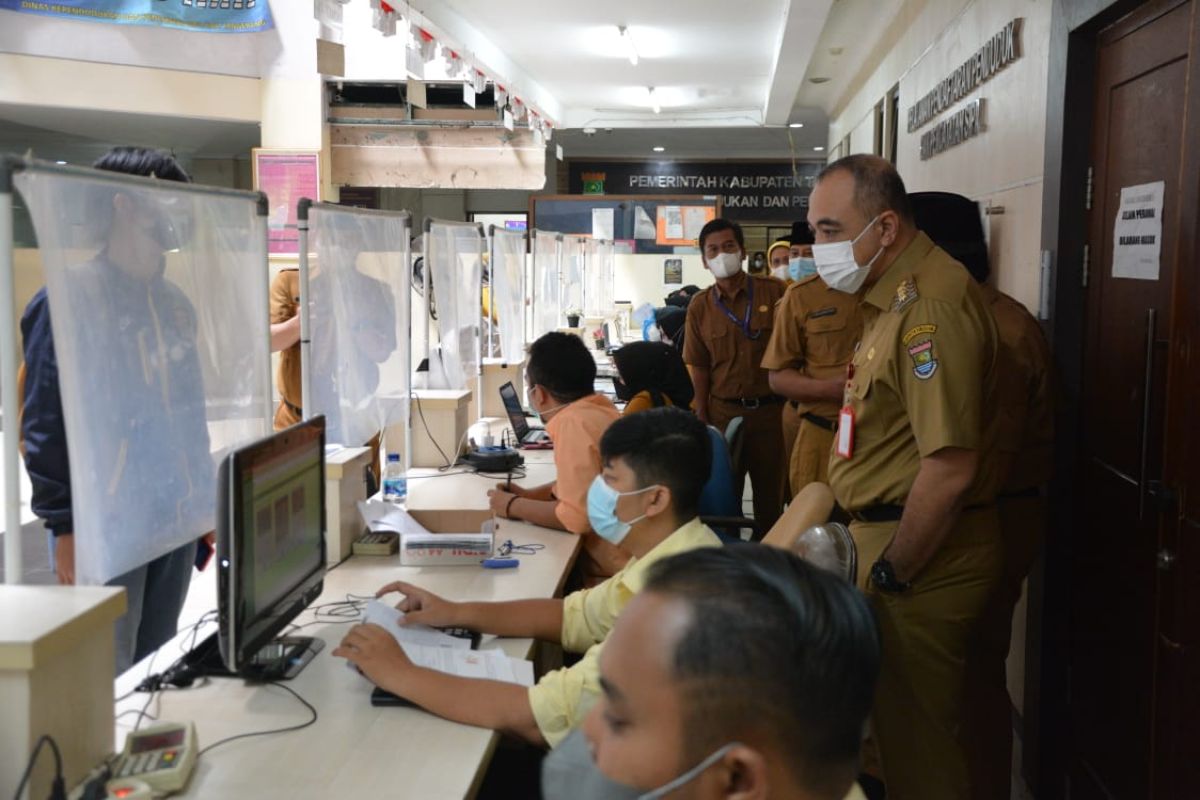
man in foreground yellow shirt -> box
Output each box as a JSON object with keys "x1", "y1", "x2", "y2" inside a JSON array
[
  {"x1": 334, "y1": 407, "x2": 721, "y2": 747},
  {"x1": 542, "y1": 545, "x2": 879, "y2": 799}
]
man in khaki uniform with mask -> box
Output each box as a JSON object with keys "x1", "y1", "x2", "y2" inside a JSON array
[
  {"x1": 811, "y1": 155, "x2": 1002, "y2": 800},
  {"x1": 684, "y1": 218, "x2": 787, "y2": 530},
  {"x1": 762, "y1": 222, "x2": 862, "y2": 497},
  {"x1": 911, "y1": 191, "x2": 1054, "y2": 800}
]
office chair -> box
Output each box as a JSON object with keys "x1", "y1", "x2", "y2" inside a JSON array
[{"x1": 698, "y1": 425, "x2": 762, "y2": 542}]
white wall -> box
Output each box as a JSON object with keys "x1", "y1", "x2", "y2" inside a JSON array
[
  {"x1": 827, "y1": 0, "x2": 1052, "y2": 313},
  {"x1": 613, "y1": 254, "x2": 713, "y2": 310}
]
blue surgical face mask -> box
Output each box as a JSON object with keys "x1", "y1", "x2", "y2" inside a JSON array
[
  {"x1": 788, "y1": 256, "x2": 817, "y2": 282},
  {"x1": 586, "y1": 475, "x2": 658, "y2": 545},
  {"x1": 542, "y1": 728, "x2": 738, "y2": 800}
]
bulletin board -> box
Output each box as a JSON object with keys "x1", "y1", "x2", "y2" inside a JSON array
[
  {"x1": 253, "y1": 149, "x2": 320, "y2": 257},
  {"x1": 529, "y1": 194, "x2": 722, "y2": 255}
]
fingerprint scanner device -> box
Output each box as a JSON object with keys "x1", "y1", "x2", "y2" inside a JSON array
[
  {"x1": 460, "y1": 444, "x2": 524, "y2": 472},
  {"x1": 176, "y1": 417, "x2": 328, "y2": 683},
  {"x1": 110, "y1": 722, "x2": 197, "y2": 794},
  {"x1": 498, "y1": 381, "x2": 551, "y2": 447}
]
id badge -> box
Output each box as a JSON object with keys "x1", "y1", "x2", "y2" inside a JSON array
[{"x1": 836, "y1": 405, "x2": 855, "y2": 459}]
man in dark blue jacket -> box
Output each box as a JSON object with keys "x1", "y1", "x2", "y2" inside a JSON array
[{"x1": 21, "y1": 146, "x2": 209, "y2": 673}]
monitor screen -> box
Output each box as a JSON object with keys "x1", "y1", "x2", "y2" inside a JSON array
[
  {"x1": 218, "y1": 417, "x2": 326, "y2": 671},
  {"x1": 498, "y1": 382, "x2": 530, "y2": 438}
]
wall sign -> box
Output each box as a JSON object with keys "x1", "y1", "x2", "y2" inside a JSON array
[
  {"x1": 567, "y1": 161, "x2": 822, "y2": 223},
  {"x1": 919, "y1": 99, "x2": 984, "y2": 160},
  {"x1": 1112, "y1": 181, "x2": 1165, "y2": 281},
  {"x1": 907, "y1": 18, "x2": 1021, "y2": 133}
]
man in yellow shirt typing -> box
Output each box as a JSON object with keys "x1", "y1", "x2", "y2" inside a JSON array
[{"x1": 334, "y1": 407, "x2": 722, "y2": 747}]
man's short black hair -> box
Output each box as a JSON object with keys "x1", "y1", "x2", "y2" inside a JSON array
[
  {"x1": 94, "y1": 146, "x2": 191, "y2": 183},
  {"x1": 697, "y1": 218, "x2": 744, "y2": 252},
  {"x1": 526, "y1": 331, "x2": 596, "y2": 403},
  {"x1": 599, "y1": 406, "x2": 711, "y2": 521},
  {"x1": 817, "y1": 154, "x2": 913, "y2": 225},
  {"x1": 645, "y1": 544, "x2": 881, "y2": 799}
]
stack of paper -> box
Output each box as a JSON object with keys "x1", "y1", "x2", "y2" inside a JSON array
[
  {"x1": 358, "y1": 500, "x2": 432, "y2": 535},
  {"x1": 359, "y1": 600, "x2": 534, "y2": 686}
]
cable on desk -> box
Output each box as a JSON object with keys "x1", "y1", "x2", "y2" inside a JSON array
[
  {"x1": 10, "y1": 734, "x2": 65, "y2": 800},
  {"x1": 196, "y1": 681, "x2": 318, "y2": 758}
]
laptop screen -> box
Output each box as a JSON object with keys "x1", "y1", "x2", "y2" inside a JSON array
[{"x1": 498, "y1": 381, "x2": 531, "y2": 439}]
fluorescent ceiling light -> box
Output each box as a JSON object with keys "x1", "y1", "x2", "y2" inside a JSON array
[
  {"x1": 618, "y1": 25, "x2": 639, "y2": 66},
  {"x1": 814, "y1": 146, "x2": 826, "y2": 151},
  {"x1": 788, "y1": 122, "x2": 804, "y2": 128},
  {"x1": 648, "y1": 86, "x2": 660, "y2": 114},
  {"x1": 55, "y1": 160, "x2": 67, "y2": 165},
  {"x1": 653, "y1": 146, "x2": 665, "y2": 152}
]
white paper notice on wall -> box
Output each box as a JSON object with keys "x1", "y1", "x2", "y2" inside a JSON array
[
  {"x1": 592, "y1": 208, "x2": 615, "y2": 240},
  {"x1": 1112, "y1": 180, "x2": 1165, "y2": 281}
]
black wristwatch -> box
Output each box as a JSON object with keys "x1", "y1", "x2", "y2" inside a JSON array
[{"x1": 870, "y1": 557, "x2": 912, "y2": 594}]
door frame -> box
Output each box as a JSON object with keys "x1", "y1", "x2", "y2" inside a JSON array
[{"x1": 1038, "y1": 0, "x2": 1190, "y2": 795}]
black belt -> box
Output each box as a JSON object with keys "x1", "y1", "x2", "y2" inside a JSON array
[
  {"x1": 715, "y1": 395, "x2": 785, "y2": 410},
  {"x1": 800, "y1": 412, "x2": 837, "y2": 432},
  {"x1": 849, "y1": 504, "x2": 905, "y2": 523},
  {"x1": 999, "y1": 486, "x2": 1042, "y2": 501},
  {"x1": 849, "y1": 502, "x2": 994, "y2": 523}
]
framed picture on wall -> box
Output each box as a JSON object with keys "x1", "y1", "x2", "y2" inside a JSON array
[
  {"x1": 664, "y1": 258, "x2": 683, "y2": 285},
  {"x1": 252, "y1": 149, "x2": 320, "y2": 257}
]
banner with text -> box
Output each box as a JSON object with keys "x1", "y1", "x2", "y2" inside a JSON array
[
  {"x1": 0, "y1": 0, "x2": 273, "y2": 32},
  {"x1": 568, "y1": 161, "x2": 822, "y2": 223}
]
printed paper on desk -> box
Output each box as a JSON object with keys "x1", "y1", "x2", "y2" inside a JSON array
[
  {"x1": 358, "y1": 500, "x2": 432, "y2": 535},
  {"x1": 363, "y1": 600, "x2": 472, "y2": 650}
]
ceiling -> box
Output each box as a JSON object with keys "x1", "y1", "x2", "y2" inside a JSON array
[
  {"x1": 426, "y1": 0, "x2": 834, "y2": 129},
  {"x1": 556, "y1": 108, "x2": 828, "y2": 160},
  {"x1": 790, "y1": 0, "x2": 905, "y2": 118},
  {"x1": 0, "y1": 104, "x2": 260, "y2": 163}
]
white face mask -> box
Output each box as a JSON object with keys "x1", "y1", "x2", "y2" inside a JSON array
[
  {"x1": 811, "y1": 214, "x2": 884, "y2": 294},
  {"x1": 770, "y1": 265, "x2": 787, "y2": 281},
  {"x1": 706, "y1": 251, "x2": 743, "y2": 279}
]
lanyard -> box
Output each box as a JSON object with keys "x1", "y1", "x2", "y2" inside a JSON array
[{"x1": 713, "y1": 278, "x2": 761, "y2": 340}]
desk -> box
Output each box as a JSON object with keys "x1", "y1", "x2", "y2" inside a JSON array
[{"x1": 113, "y1": 466, "x2": 578, "y2": 799}]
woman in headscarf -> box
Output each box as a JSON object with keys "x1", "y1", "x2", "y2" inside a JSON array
[
  {"x1": 766, "y1": 238, "x2": 791, "y2": 282},
  {"x1": 612, "y1": 341, "x2": 695, "y2": 416}
]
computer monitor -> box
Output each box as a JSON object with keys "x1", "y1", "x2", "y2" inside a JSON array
[{"x1": 177, "y1": 417, "x2": 327, "y2": 682}]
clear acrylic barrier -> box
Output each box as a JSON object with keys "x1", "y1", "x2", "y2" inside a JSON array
[
  {"x1": 489, "y1": 227, "x2": 527, "y2": 362},
  {"x1": 531, "y1": 230, "x2": 561, "y2": 339},
  {"x1": 426, "y1": 220, "x2": 482, "y2": 389},
  {"x1": 305, "y1": 205, "x2": 410, "y2": 449},
  {"x1": 583, "y1": 237, "x2": 616, "y2": 319},
  {"x1": 14, "y1": 165, "x2": 271, "y2": 585},
  {"x1": 560, "y1": 234, "x2": 586, "y2": 322}
]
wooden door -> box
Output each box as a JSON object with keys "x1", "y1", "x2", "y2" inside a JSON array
[{"x1": 1073, "y1": 1, "x2": 1194, "y2": 797}]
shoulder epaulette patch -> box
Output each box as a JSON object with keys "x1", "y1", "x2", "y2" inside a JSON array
[{"x1": 892, "y1": 278, "x2": 918, "y2": 312}]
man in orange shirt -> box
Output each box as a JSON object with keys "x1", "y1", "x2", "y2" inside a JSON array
[{"x1": 488, "y1": 332, "x2": 625, "y2": 579}]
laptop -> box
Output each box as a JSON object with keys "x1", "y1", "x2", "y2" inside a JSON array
[{"x1": 499, "y1": 381, "x2": 552, "y2": 448}]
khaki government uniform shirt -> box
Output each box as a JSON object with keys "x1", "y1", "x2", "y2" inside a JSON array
[
  {"x1": 760, "y1": 274, "x2": 863, "y2": 421},
  {"x1": 683, "y1": 271, "x2": 786, "y2": 400},
  {"x1": 828, "y1": 232, "x2": 999, "y2": 512},
  {"x1": 980, "y1": 284, "x2": 1054, "y2": 494},
  {"x1": 269, "y1": 269, "x2": 302, "y2": 414},
  {"x1": 527, "y1": 518, "x2": 723, "y2": 746}
]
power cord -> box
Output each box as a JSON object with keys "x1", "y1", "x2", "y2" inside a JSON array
[
  {"x1": 195, "y1": 681, "x2": 318, "y2": 757},
  {"x1": 10, "y1": 735, "x2": 65, "y2": 800}
]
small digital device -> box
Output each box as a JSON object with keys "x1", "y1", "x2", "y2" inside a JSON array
[
  {"x1": 110, "y1": 722, "x2": 197, "y2": 793},
  {"x1": 498, "y1": 381, "x2": 552, "y2": 448},
  {"x1": 177, "y1": 418, "x2": 328, "y2": 682}
]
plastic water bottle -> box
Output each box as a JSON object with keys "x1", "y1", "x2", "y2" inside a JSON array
[{"x1": 382, "y1": 453, "x2": 407, "y2": 503}]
